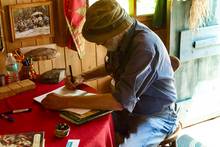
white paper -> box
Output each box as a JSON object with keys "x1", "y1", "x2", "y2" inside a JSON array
[
  {"x1": 66, "y1": 139, "x2": 80, "y2": 147},
  {"x1": 34, "y1": 86, "x2": 92, "y2": 115}
]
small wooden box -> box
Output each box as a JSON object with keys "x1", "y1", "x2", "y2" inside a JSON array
[
  {"x1": 0, "y1": 79, "x2": 36, "y2": 100},
  {"x1": 0, "y1": 86, "x2": 15, "y2": 100}
]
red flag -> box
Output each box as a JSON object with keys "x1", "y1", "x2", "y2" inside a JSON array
[{"x1": 64, "y1": 0, "x2": 86, "y2": 59}]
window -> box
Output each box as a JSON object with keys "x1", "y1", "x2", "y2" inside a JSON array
[
  {"x1": 88, "y1": 0, "x2": 156, "y2": 18},
  {"x1": 136, "y1": 0, "x2": 156, "y2": 16}
]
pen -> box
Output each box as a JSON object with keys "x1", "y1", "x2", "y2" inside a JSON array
[
  {"x1": 0, "y1": 114, "x2": 15, "y2": 122},
  {"x1": 69, "y1": 65, "x2": 74, "y2": 83},
  {"x1": 3, "y1": 108, "x2": 32, "y2": 114}
]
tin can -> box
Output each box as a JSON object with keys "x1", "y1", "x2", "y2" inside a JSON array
[{"x1": 0, "y1": 74, "x2": 5, "y2": 86}]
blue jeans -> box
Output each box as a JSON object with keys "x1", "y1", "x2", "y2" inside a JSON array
[{"x1": 113, "y1": 104, "x2": 178, "y2": 147}]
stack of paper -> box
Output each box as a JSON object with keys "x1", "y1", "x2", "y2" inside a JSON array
[{"x1": 34, "y1": 86, "x2": 112, "y2": 124}]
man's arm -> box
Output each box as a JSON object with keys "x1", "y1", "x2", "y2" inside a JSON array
[{"x1": 41, "y1": 93, "x2": 123, "y2": 111}]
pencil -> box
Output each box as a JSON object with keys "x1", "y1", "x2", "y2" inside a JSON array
[
  {"x1": 69, "y1": 65, "x2": 74, "y2": 83},
  {"x1": 3, "y1": 108, "x2": 32, "y2": 114}
]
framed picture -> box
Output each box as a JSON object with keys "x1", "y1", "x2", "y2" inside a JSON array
[{"x1": 8, "y1": 1, "x2": 54, "y2": 41}]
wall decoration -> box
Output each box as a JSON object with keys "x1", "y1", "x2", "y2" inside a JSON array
[{"x1": 8, "y1": 1, "x2": 54, "y2": 41}]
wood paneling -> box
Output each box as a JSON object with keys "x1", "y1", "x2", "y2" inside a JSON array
[
  {"x1": 82, "y1": 41, "x2": 97, "y2": 89},
  {"x1": 52, "y1": 46, "x2": 65, "y2": 69},
  {"x1": 0, "y1": 0, "x2": 168, "y2": 92},
  {"x1": 17, "y1": 0, "x2": 31, "y2": 4}
]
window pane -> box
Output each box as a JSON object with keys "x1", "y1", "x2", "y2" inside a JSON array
[
  {"x1": 117, "y1": 0, "x2": 130, "y2": 14},
  {"x1": 137, "y1": 0, "x2": 156, "y2": 16},
  {"x1": 88, "y1": 0, "x2": 130, "y2": 14},
  {"x1": 88, "y1": 0, "x2": 97, "y2": 6}
]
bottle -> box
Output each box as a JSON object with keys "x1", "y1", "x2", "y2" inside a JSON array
[{"x1": 5, "y1": 53, "x2": 19, "y2": 84}]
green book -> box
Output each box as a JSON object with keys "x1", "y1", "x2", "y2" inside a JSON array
[{"x1": 60, "y1": 110, "x2": 112, "y2": 125}]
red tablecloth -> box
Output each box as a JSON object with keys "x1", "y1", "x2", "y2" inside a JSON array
[{"x1": 0, "y1": 81, "x2": 115, "y2": 147}]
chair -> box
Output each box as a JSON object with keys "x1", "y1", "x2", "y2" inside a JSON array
[
  {"x1": 169, "y1": 55, "x2": 181, "y2": 72},
  {"x1": 159, "y1": 55, "x2": 181, "y2": 147}
]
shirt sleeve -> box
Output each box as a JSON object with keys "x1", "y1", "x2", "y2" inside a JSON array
[{"x1": 112, "y1": 43, "x2": 159, "y2": 112}]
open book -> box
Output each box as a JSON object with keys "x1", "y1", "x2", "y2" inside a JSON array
[
  {"x1": 34, "y1": 86, "x2": 112, "y2": 124},
  {"x1": 34, "y1": 86, "x2": 92, "y2": 115},
  {"x1": 0, "y1": 131, "x2": 45, "y2": 147}
]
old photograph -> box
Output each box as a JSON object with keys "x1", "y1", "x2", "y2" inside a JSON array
[{"x1": 9, "y1": 2, "x2": 53, "y2": 41}]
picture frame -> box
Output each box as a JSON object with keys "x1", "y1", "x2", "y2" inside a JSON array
[{"x1": 8, "y1": 1, "x2": 54, "y2": 42}]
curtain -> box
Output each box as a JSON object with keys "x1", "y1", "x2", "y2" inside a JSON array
[
  {"x1": 64, "y1": 0, "x2": 86, "y2": 59},
  {"x1": 153, "y1": 0, "x2": 167, "y2": 28}
]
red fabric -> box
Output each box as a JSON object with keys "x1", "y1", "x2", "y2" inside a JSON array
[
  {"x1": 0, "y1": 82, "x2": 115, "y2": 147},
  {"x1": 64, "y1": 0, "x2": 86, "y2": 52},
  {"x1": 64, "y1": 0, "x2": 86, "y2": 27}
]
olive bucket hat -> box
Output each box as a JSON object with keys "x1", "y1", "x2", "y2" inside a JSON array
[{"x1": 82, "y1": 0, "x2": 134, "y2": 43}]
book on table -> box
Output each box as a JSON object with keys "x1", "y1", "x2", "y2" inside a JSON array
[
  {"x1": 34, "y1": 86, "x2": 112, "y2": 125},
  {"x1": 0, "y1": 131, "x2": 45, "y2": 147},
  {"x1": 60, "y1": 109, "x2": 112, "y2": 125}
]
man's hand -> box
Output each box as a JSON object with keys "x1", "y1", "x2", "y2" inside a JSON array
[
  {"x1": 65, "y1": 75, "x2": 84, "y2": 90},
  {"x1": 41, "y1": 93, "x2": 66, "y2": 110}
]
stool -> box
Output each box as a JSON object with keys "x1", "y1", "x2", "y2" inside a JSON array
[{"x1": 159, "y1": 122, "x2": 182, "y2": 147}]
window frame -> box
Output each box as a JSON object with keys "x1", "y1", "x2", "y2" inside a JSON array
[{"x1": 86, "y1": 0, "x2": 155, "y2": 22}]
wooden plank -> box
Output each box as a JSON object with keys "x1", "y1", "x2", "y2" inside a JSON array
[
  {"x1": 96, "y1": 45, "x2": 110, "y2": 92},
  {"x1": 180, "y1": 25, "x2": 220, "y2": 62},
  {"x1": 52, "y1": 46, "x2": 65, "y2": 69},
  {"x1": 1, "y1": 0, "x2": 17, "y2": 53},
  {"x1": 32, "y1": 61, "x2": 39, "y2": 74},
  {"x1": 96, "y1": 45, "x2": 106, "y2": 65},
  {"x1": 21, "y1": 39, "x2": 36, "y2": 47},
  {"x1": 7, "y1": 41, "x2": 22, "y2": 52},
  {"x1": 31, "y1": 0, "x2": 47, "y2": 2},
  {"x1": 38, "y1": 59, "x2": 52, "y2": 74},
  {"x1": 1, "y1": 0, "x2": 16, "y2": 5},
  {"x1": 53, "y1": 0, "x2": 67, "y2": 47},
  {"x1": 0, "y1": 52, "x2": 6, "y2": 73},
  {"x1": 65, "y1": 47, "x2": 81, "y2": 76},
  {"x1": 81, "y1": 41, "x2": 96, "y2": 72},
  {"x1": 82, "y1": 41, "x2": 97, "y2": 89},
  {"x1": 36, "y1": 37, "x2": 52, "y2": 45},
  {"x1": 17, "y1": 0, "x2": 31, "y2": 3}
]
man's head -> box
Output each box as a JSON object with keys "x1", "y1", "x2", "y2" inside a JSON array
[{"x1": 82, "y1": 0, "x2": 134, "y2": 46}]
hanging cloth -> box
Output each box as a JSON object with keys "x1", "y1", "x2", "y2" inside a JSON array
[
  {"x1": 64, "y1": 0, "x2": 86, "y2": 59},
  {"x1": 153, "y1": 0, "x2": 167, "y2": 28}
]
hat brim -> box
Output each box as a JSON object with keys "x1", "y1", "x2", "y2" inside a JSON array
[{"x1": 82, "y1": 18, "x2": 134, "y2": 44}]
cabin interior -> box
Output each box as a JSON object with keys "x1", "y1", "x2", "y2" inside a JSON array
[{"x1": 0, "y1": 0, "x2": 220, "y2": 146}]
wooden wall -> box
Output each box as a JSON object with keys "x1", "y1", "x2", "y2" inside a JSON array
[
  {"x1": 170, "y1": 0, "x2": 220, "y2": 100},
  {"x1": 0, "y1": 0, "x2": 167, "y2": 92}
]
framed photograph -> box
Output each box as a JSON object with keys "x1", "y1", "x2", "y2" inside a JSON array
[{"x1": 8, "y1": 1, "x2": 54, "y2": 41}]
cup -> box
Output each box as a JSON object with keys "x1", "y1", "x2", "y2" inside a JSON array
[{"x1": 55, "y1": 122, "x2": 70, "y2": 138}]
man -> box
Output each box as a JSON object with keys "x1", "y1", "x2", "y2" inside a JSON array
[{"x1": 42, "y1": 0, "x2": 178, "y2": 146}]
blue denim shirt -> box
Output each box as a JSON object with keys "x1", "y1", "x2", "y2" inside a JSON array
[{"x1": 105, "y1": 20, "x2": 177, "y2": 115}]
